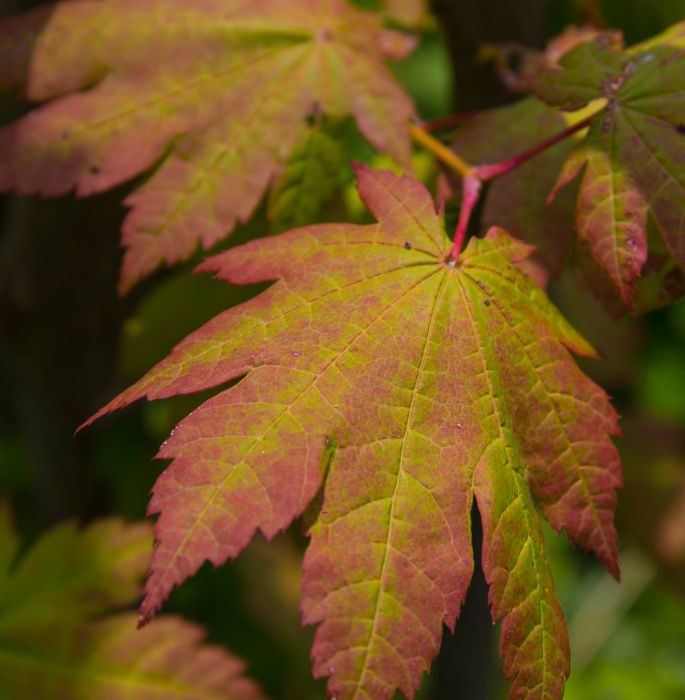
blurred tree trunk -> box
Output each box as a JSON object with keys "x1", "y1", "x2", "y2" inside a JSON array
[
  {"x1": 0, "y1": 193, "x2": 127, "y2": 526},
  {"x1": 430, "y1": 2, "x2": 549, "y2": 698},
  {"x1": 0, "y1": 0, "x2": 132, "y2": 528},
  {"x1": 434, "y1": 0, "x2": 547, "y2": 110}
]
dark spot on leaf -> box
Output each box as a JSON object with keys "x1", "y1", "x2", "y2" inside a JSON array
[
  {"x1": 403, "y1": 241, "x2": 412, "y2": 250},
  {"x1": 676, "y1": 124, "x2": 685, "y2": 135},
  {"x1": 89, "y1": 164, "x2": 101, "y2": 174},
  {"x1": 484, "y1": 299, "x2": 491, "y2": 306}
]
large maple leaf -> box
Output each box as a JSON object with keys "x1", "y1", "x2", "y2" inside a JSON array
[
  {"x1": 0, "y1": 0, "x2": 415, "y2": 292},
  {"x1": 0, "y1": 512, "x2": 263, "y2": 700},
  {"x1": 532, "y1": 26, "x2": 685, "y2": 310},
  {"x1": 89, "y1": 165, "x2": 621, "y2": 699}
]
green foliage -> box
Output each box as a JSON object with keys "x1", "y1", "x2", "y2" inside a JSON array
[
  {"x1": 0, "y1": 511, "x2": 264, "y2": 699},
  {"x1": 268, "y1": 126, "x2": 344, "y2": 233}
]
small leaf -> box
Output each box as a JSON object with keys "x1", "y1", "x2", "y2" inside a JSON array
[
  {"x1": 89, "y1": 166, "x2": 621, "y2": 700},
  {"x1": 0, "y1": 0, "x2": 416, "y2": 292},
  {"x1": 268, "y1": 126, "x2": 344, "y2": 233},
  {"x1": 533, "y1": 25, "x2": 685, "y2": 310}
]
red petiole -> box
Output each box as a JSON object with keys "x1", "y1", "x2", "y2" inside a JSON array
[
  {"x1": 447, "y1": 176, "x2": 482, "y2": 261},
  {"x1": 472, "y1": 114, "x2": 594, "y2": 181},
  {"x1": 411, "y1": 112, "x2": 596, "y2": 260}
]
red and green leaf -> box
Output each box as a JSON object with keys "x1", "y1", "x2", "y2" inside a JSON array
[
  {"x1": 89, "y1": 166, "x2": 621, "y2": 700},
  {"x1": 0, "y1": 514, "x2": 264, "y2": 700},
  {"x1": 533, "y1": 25, "x2": 685, "y2": 311},
  {"x1": 2, "y1": 613, "x2": 264, "y2": 700},
  {"x1": 0, "y1": 0, "x2": 415, "y2": 292}
]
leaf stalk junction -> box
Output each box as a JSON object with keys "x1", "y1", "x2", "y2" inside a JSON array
[{"x1": 411, "y1": 113, "x2": 596, "y2": 261}]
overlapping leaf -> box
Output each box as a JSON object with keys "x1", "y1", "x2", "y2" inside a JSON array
[
  {"x1": 0, "y1": 0, "x2": 415, "y2": 292},
  {"x1": 533, "y1": 25, "x2": 685, "y2": 310},
  {"x1": 88, "y1": 166, "x2": 622, "y2": 699},
  {"x1": 268, "y1": 125, "x2": 344, "y2": 233},
  {"x1": 0, "y1": 512, "x2": 264, "y2": 700}
]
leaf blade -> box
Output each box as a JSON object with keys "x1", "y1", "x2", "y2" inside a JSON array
[
  {"x1": 0, "y1": 0, "x2": 416, "y2": 290},
  {"x1": 90, "y1": 167, "x2": 620, "y2": 700}
]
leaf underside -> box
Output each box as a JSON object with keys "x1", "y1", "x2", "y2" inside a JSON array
[
  {"x1": 89, "y1": 166, "x2": 622, "y2": 700},
  {"x1": 533, "y1": 25, "x2": 685, "y2": 311},
  {"x1": 0, "y1": 0, "x2": 415, "y2": 292},
  {"x1": 0, "y1": 515, "x2": 263, "y2": 700}
]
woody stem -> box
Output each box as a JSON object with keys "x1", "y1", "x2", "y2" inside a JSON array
[{"x1": 409, "y1": 123, "x2": 474, "y2": 178}]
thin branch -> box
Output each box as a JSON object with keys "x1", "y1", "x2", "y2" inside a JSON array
[
  {"x1": 418, "y1": 112, "x2": 481, "y2": 132},
  {"x1": 409, "y1": 123, "x2": 474, "y2": 178},
  {"x1": 473, "y1": 114, "x2": 594, "y2": 181},
  {"x1": 411, "y1": 110, "x2": 598, "y2": 259}
]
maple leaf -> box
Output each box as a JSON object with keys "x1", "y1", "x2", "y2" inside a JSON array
[
  {"x1": 0, "y1": 0, "x2": 415, "y2": 292},
  {"x1": 88, "y1": 165, "x2": 621, "y2": 700},
  {"x1": 532, "y1": 26, "x2": 685, "y2": 310},
  {"x1": 0, "y1": 510, "x2": 264, "y2": 700}
]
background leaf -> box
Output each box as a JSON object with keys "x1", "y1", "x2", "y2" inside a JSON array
[
  {"x1": 533, "y1": 26, "x2": 685, "y2": 310},
  {"x1": 0, "y1": 513, "x2": 265, "y2": 700},
  {"x1": 0, "y1": 0, "x2": 416, "y2": 292},
  {"x1": 268, "y1": 126, "x2": 345, "y2": 233}
]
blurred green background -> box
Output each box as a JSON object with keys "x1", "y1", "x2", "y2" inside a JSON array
[{"x1": 1, "y1": 0, "x2": 684, "y2": 698}]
